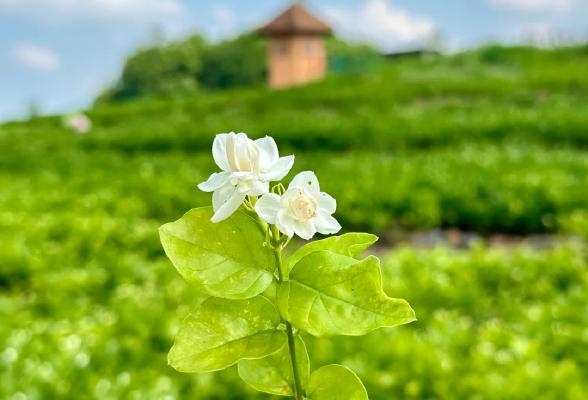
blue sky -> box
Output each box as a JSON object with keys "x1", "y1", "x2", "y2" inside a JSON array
[{"x1": 0, "y1": 0, "x2": 587, "y2": 121}]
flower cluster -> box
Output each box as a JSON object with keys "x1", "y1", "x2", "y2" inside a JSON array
[
  {"x1": 163, "y1": 133, "x2": 415, "y2": 400},
  {"x1": 199, "y1": 132, "x2": 341, "y2": 240}
]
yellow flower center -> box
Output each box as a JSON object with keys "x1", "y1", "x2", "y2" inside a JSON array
[{"x1": 289, "y1": 192, "x2": 318, "y2": 222}]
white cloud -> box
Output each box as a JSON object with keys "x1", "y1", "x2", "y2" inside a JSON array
[
  {"x1": 322, "y1": 0, "x2": 436, "y2": 51},
  {"x1": 14, "y1": 44, "x2": 60, "y2": 71},
  {"x1": 489, "y1": 0, "x2": 574, "y2": 13},
  {"x1": 0, "y1": 0, "x2": 183, "y2": 19}
]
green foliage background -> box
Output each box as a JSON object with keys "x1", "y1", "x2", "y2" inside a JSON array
[
  {"x1": 1, "y1": 44, "x2": 588, "y2": 399},
  {"x1": 97, "y1": 35, "x2": 381, "y2": 102}
]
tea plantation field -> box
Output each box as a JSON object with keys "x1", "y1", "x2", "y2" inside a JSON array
[{"x1": 1, "y1": 45, "x2": 588, "y2": 399}]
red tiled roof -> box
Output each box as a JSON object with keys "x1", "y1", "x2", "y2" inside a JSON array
[{"x1": 258, "y1": 3, "x2": 332, "y2": 36}]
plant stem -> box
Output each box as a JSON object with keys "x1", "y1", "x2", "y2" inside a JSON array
[
  {"x1": 273, "y1": 243, "x2": 304, "y2": 400},
  {"x1": 286, "y1": 321, "x2": 304, "y2": 400}
]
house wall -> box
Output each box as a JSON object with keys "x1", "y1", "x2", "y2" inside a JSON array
[{"x1": 267, "y1": 35, "x2": 327, "y2": 88}]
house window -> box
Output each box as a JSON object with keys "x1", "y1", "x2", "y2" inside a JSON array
[
  {"x1": 274, "y1": 42, "x2": 290, "y2": 56},
  {"x1": 306, "y1": 41, "x2": 316, "y2": 55}
]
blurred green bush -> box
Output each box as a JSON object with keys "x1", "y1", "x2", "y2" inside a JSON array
[
  {"x1": 310, "y1": 244, "x2": 588, "y2": 399},
  {"x1": 81, "y1": 45, "x2": 588, "y2": 153},
  {"x1": 4, "y1": 45, "x2": 587, "y2": 234},
  {"x1": 2, "y1": 208, "x2": 586, "y2": 399},
  {"x1": 0, "y1": 140, "x2": 585, "y2": 234},
  {"x1": 96, "y1": 35, "x2": 382, "y2": 102}
]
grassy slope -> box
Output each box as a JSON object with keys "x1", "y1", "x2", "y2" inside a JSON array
[
  {"x1": 7, "y1": 45, "x2": 587, "y2": 151},
  {"x1": 2, "y1": 45, "x2": 588, "y2": 233},
  {"x1": 4, "y1": 45, "x2": 588, "y2": 152}
]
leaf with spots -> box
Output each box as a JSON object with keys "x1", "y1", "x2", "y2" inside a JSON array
[
  {"x1": 168, "y1": 296, "x2": 286, "y2": 373},
  {"x1": 285, "y1": 232, "x2": 378, "y2": 274},
  {"x1": 277, "y1": 251, "x2": 416, "y2": 337},
  {"x1": 159, "y1": 207, "x2": 275, "y2": 299}
]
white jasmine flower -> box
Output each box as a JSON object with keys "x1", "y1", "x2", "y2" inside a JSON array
[
  {"x1": 255, "y1": 171, "x2": 341, "y2": 240},
  {"x1": 199, "y1": 132, "x2": 295, "y2": 223},
  {"x1": 63, "y1": 113, "x2": 92, "y2": 134}
]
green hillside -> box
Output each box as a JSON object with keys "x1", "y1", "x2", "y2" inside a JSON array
[
  {"x1": 3, "y1": 44, "x2": 588, "y2": 234},
  {"x1": 2, "y1": 45, "x2": 588, "y2": 399}
]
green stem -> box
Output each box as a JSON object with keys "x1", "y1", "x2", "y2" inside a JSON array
[
  {"x1": 273, "y1": 242, "x2": 304, "y2": 400},
  {"x1": 286, "y1": 321, "x2": 304, "y2": 400}
]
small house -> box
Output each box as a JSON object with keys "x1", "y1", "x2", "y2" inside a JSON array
[{"x1": 258, "y1": 2, "x2": 332, "y2": 88}]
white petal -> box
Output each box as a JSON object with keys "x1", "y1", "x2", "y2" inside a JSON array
[
  {"x1": 238, "y1": 179, "x2": 269, "y2": 196},
  {"x1": 317, "y1": 192, "x2": 337, "y2": 214},
  {"x1": 211, "y1": 186, "x2": 246, "y2": 222},
  {"x1": 231, "y1": 171, "x2": 257, "y2": 179},
  {"x1": 247, "y1": 139, "x2": 261, "y2": 173},
  {"x1": 276, "y1": 211, "x2": 295, "y2": 237},
  {"x1": 212, "y1": 133, "x2": 232, "y2": 171},
  {"x1": 197, "y1": 172, "x2": 230, "y2": 192},
  {"x1": 255, "y1": 136, "x2": 279, "y2": 167},
  {"x1": 231, "y1": 133, "x2": 253, "y2": 172},
  {"x1": 212, "y1": 184, "x2": 234, "y2": 211},
  {"x1": 292, "y1": 220, "x2": 317, "y2": 240},
  {"x1": 255, "y1": 193, "x2": 281, "y2": 224},
  {"x1": 260, "y1": 155, "x2": 295, "y2": 182},
  {"x1": 288, "y1": 171, "x2": 320, "y2": 192},
  {"x1": 314, "y1": 212, "x2": 341, "y2": 235}
]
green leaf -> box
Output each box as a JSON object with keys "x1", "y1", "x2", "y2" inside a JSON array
[
  {"x1": 168, "y1": 296, "x2": 286, "y2": 373},
  {"x1": 238, "y1": 335, "x2": 309, "y2": 396},
  {"x1": 159, "y1": 207, "x2": 275, "y2": 299},
  {"x1": 278, "y1": 251, "x2": 416, "y2": 337},
  {"x1": 286, "y1": 233, "x2": 378, "y2": 274},
  {"x1": 307, "y1": 365, "x2": 368, "y2": 400}
]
